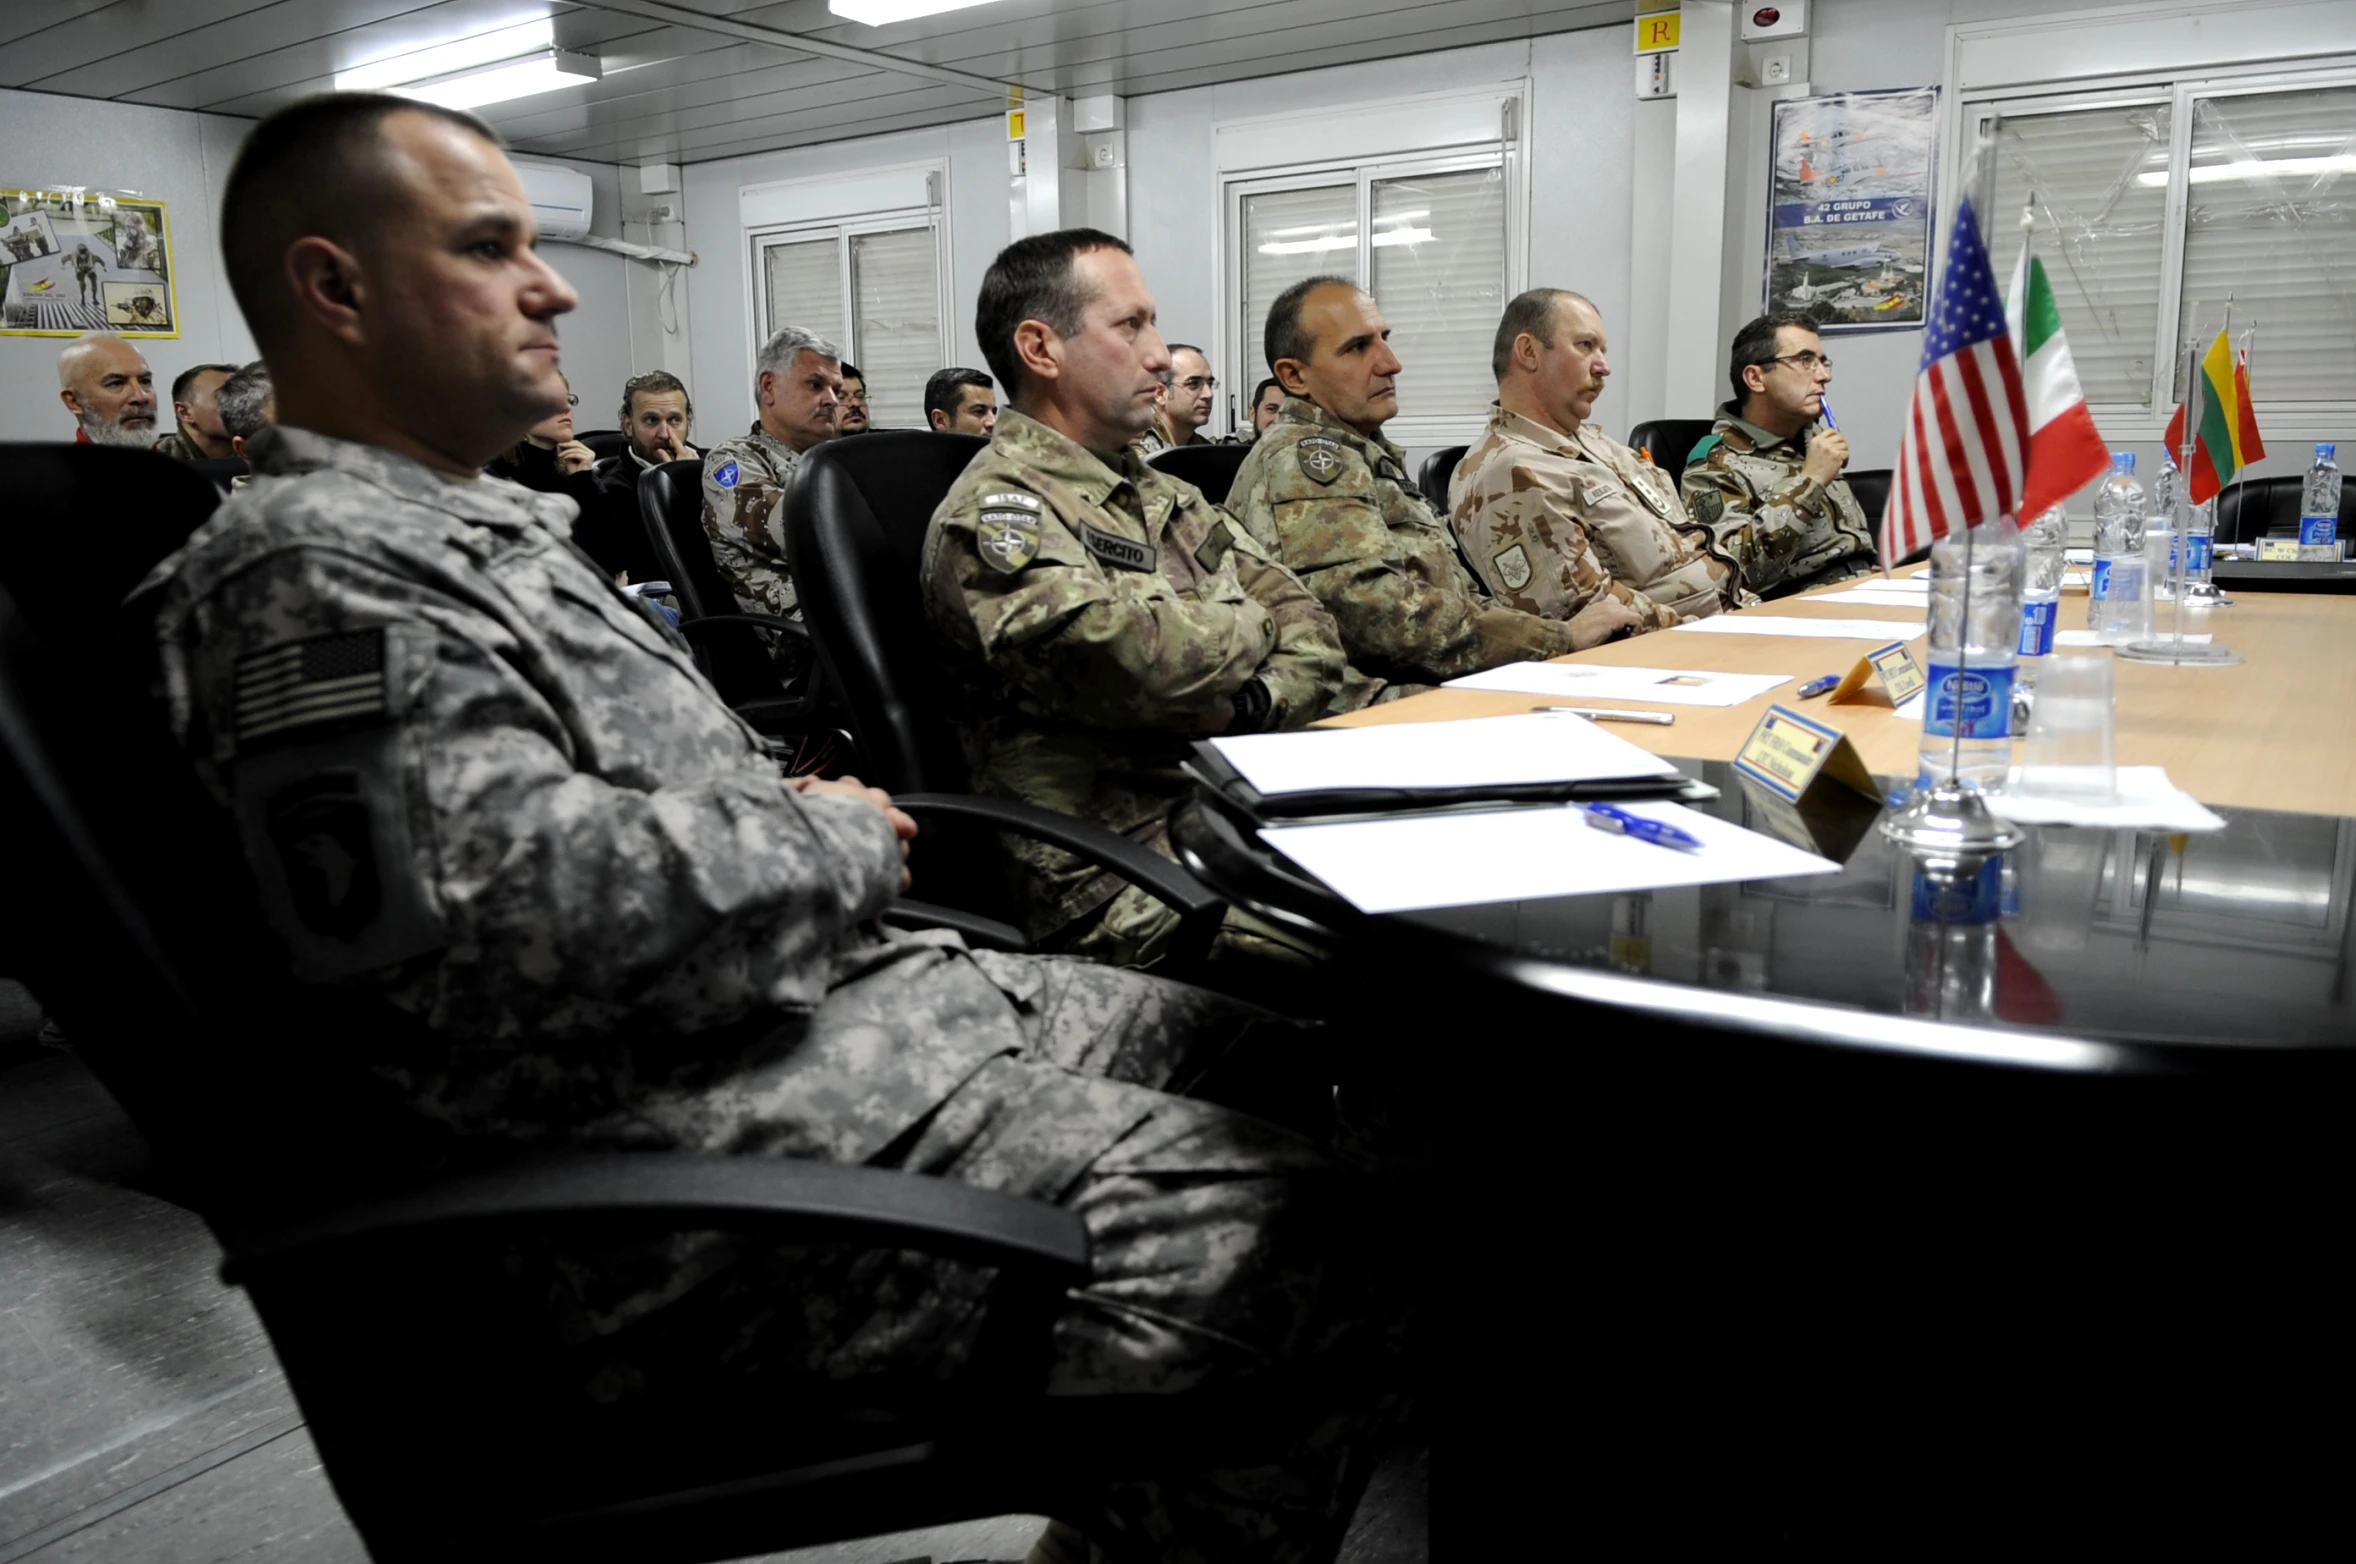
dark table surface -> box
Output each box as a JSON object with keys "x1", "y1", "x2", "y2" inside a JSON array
[{"x1": 1175, "y1": 757, "x2": 2356, "y2": 1068}]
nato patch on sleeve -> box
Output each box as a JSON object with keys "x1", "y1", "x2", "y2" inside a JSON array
[
  {"x1": 1297, "y1": 435, "x2": 1346, "y2": 485},
  {"x1": 1078, "y1": 521, "x2": 1155, "y2": 573},
  {"x1": 1689, "y1": 486, "x2": 1725, "y2": 525},
  {"x1": 976, "y1": 507, "x2": 1042, "y2": 573},
  {"x1": 1193, "y1": 517, "x2": 1237, "y2": 574},
  {"x1": 713, "y1": 459, "x2": 740, "y2": 489},
  {"x1": 235, "y1": 629, "x2": 387, "y2": 749}
]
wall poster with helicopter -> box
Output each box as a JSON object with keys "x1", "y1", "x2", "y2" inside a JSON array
[
  {"x1": 0, "y1": 188, "x2": 178, "y2": 338},
  {"x1": 1764, "y1": 86, "x2": 1937, "y2": 333}
]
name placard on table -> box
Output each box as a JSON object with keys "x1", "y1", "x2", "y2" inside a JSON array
[
  {"x1": 1733, "y1": 704, "x2": 1881, "y2": 805},
  {"x1": 1827, "y1": 639, "x2": 1926, "y2": 709}
]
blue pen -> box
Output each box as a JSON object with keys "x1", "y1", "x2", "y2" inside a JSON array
[
  {"x1": 1819, "y1": 396, "x2": 1838, "y2": 432},
  {"x1": 1796, "y1": 673, "x2": 1841, "y2": 698},
  {"x1": 1582, "y1": 803, "x2": 1705, "y2": 852}
]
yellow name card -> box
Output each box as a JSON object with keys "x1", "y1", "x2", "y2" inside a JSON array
[
  {"x1": 1734, "y1": 704, "x2": 1882, "y2": 804},
  {"x1": 1827, "y1": 638, "x2": 1926, "y2": 709},
  {"x1": 2258, "y1": 537, "x2": 2304, "y2": 561}
]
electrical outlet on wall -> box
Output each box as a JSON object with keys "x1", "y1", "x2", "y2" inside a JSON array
[
  {"x1": 650, "y1": 203, "x2": 678, "y2": 223},
  {"x1": 1760, "y1": 54, "x2": 1792, "y2": 85}
]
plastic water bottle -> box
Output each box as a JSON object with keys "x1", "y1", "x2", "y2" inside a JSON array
[
  {"x1": 2301, "y1": 443, "x2": 2341, "y2": 549},
  {"x1": 2090, "y1": 452, "x2": 2148, "y2": 643},
  {"x1": 2181, "y1": 493, "x2": 2218, "y2": 599},
  {"x1": 1919, "y1": 521, "x2": 2024, "y2": 786},
  {"x1": 2016, "y1": 504, "x2": 2068, "y2": 667},
  {"x1": 1904, "y1": 855, "x2": 2003, "y2": 1022},
  {"x1": 2151, "y1": 456, "x2": 2183, "y2": 598}
]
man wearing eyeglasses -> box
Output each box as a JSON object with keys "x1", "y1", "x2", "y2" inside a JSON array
[
  {"x1": 1136, "y1": 343, "x2": 1220, "y2": 452},
  {"x1": 1681, "y1": 313, "x2": 1877, "y2": 597}
]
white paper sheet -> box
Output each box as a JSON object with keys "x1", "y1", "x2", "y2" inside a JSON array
[
  {"x1": 1820, "y1": 589, "x2": 1934, "y2": 608},
  {"x1": 1992, "y1": 766, "x2": 2226, "y2": 831},
  {"x1": 1441, "y1": 663, "x2": 1793, "y2": 707},
  {"x1": 1208, "y1": 712, "x2": 1677, "y2": 797},
  {"x1": 1259, "y1": 800, "x2": 1840, "y2": 913},
  {"x1": 1833, "y1": 575, "x2": 1929, "y2": 594},
  {"x1": 1672, "y1": 616, "x2": 1931, "y2": 641},
  {"x1": 2053, "y1": 631, "x2": 2211, "y2": 646}
]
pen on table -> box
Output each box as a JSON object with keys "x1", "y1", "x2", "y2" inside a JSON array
[
  {"x1": 1582, "y1": 802, "x2": 1704, "y2": 852},
  {"x1": 1795, "y1": 674, "x2": 1841, "y2": 699},
  {"x1": 1534, "y1": 706, "x2": 1676, "y2": 725}
]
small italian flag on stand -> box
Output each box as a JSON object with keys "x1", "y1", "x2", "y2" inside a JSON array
[{"x1": 2004, "y1": 230, "x2": 2110, "y2": 519}]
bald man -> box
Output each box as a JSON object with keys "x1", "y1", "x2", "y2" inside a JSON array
[{"x1": 58, "y1": 334, "x2": 158, "y2": 448}]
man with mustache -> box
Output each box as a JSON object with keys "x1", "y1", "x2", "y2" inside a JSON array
[
  {"x1": 923, "y1": 230, "x2": 1349, "y2": 971},
  {"x1": 57, "y1": 332, "x2": 157, "y2": 447},
  {"x1": 1228, "y1": 276, "x2": 1636, "y2": 700},
  {"x1": 1452, "y1": 288, "x2": 1753, "y2": 631},
  {"x1": 577, "y1": 369, "x2": 695, "y2": 584}
]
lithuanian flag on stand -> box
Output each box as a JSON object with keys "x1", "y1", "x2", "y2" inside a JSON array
[{"x1": 2163, "y1": 331, "x2": 2268, "y2": 504}]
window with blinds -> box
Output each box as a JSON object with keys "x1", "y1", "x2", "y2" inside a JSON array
[
  {"x1": 1230, "y1": 151, "x2": 1514, "y2": 443},
  {"x1": 753, "y1": 218, "x2": 944, "y2": 424}
]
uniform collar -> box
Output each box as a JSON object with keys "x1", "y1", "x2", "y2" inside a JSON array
[
  {"x1": 249, "y1": 424, "x2": 573, "y2": 532},
  {"x1": 992, "y1": 407, "x2": 1156, "y2": 512},
  {"x1": 1275, "y1": 395, "x2": 1406, "y2": 470},
  {"x1": 743, "y1": 421, "x2": 803, "y2": 466},
  {"x1": 1714, "y1": 401, "x2": 1810, "y2": 454},
  {"x1": 1484, "y1": 401, "x2": 1587, "y2": 459}
]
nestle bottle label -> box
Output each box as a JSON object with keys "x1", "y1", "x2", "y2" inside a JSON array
[
  {"x1": 2183, "y1": 533, "x2": 2212, "y2": 571},
  {"x1": 1923, "y1": 664, "x2": 2014, "y2": 739},
  {"x1": 2300, "y1": 513, "x2": 2339, "y2": 547},
  {"x1": 2017, "y1": 600, "x2": 2057, "y2": 657},
  {"x1": 1910, "y1": 856, "x2": 2004, "y2": 925}
]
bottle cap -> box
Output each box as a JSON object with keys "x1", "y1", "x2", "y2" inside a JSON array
[
  {"x1": 2318, "y1": 442, "x2": 2337, "y2": 461},
  {"x1": 2112, "y1": 451, "x2": 2136, "y2": 473}
]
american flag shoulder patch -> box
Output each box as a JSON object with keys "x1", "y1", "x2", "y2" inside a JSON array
[{"x1": 233, "y1": 629, "x2": 389, "y2": 747}]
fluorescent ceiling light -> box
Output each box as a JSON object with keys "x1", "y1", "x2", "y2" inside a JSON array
[
  {"x1": 1371, "y1": 226, "x2": 1433, "y2": 247},
  {"x1": 2135, "y1": 153, "x2": 2356, "y2": 187},
  {"x1": 397, "y1": 49, "x2": 601, "y2": 110},
  {"x1": 1257, "y1": 227, "x2": 1433, "y2": 256},
  {"x1": 335, "y1": 16, "x2": 555, "y2": 93},
  {"x1": 829, "y1": 0, "x2": 1007, "y2": 24}
]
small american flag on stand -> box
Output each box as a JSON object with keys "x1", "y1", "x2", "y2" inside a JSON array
[{"x1": 1882, "y1": 196, "x2": 2029, "y2": 566}]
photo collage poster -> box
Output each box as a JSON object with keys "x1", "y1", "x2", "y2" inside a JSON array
[
  {"x1": 1, "y1": 189, "x2": 177, "y2": 338},
  {"x1": 1765, "y1": 87, "x2": 1939, "y2": 333}
]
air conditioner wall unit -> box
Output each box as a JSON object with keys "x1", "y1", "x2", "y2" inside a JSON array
[{"x1": 512, "y1": 161, "x2": 594, "y2": 243}]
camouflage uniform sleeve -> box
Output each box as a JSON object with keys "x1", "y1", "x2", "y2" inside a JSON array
[
  {"x1": 1252, "y1": 446, "x2": 1574, "y2": 681},
  {"x1": 1463, "y1": 453, "x2": 1686, "y2": 629},
  {"x1": 163, "y1": 543, "x2": 903, "y2": 1037},
  {"x1": 700, "y1": 456, "x2": 799, "y2": 620},
  {"x1": 1680, "y1": 455, "x2": 1828, "y2": 597},
  {"x1": 1214, "y1": 520, "x2": 1349, "y2": 727},
  {"x1": 925, "y1": 492, "x2": 1278, "y2": 732}
]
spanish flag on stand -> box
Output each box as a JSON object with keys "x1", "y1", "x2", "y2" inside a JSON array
[{"x1": 2163, "y1": 331, "x2": 2268, "y2": 504}]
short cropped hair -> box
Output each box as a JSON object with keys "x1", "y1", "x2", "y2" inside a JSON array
[
  {"x1": 1729, "y1": 312, "x2": 1819, "y2": 407},
  {"x1": 1264, "y1": 276, "x2": 1353, "y2": 374},
  {"x1": 619, "y1": 369, "x2": 691, "y2": 424},
  {"x1": 1490, "y1": 288, "x2": 1594, "y2": 382},
  {"x1": 1253, "y1": 375, "x2": 1282, "y2": 408},
  {"x1": 924, "y1": 366, "x2": 993, "y2": 423},
  {"x1": 1167, "y1": 342, "x2": 1205, "y2": 362},
  {"x1": 220, "y1": 92, "x2": 499, "y2": 357},
  {"x1": 171, "y1": 362, "x2": 238, "y2": 406},
  {"x1": 838, "y1": 361, "x2": 864, "y2": 385},
  {"x1": 217, "y1": 363, "x2": 273, "y2": 440},
  {"x1": 756, "y1": 324, "x2": 842, "y2": 387},
  {"x1": 974, "y1": 228, "x2": 1131, "y2": 397}
]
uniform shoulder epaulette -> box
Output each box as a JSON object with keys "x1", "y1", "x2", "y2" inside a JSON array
[{"x1": 1686, "y1": 433, "x2": 1726, "y2": 467}]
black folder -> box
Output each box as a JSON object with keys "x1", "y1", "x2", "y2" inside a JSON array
[{"x1": 1185, "y1": 742, "x2": 1716, "y2": 825}]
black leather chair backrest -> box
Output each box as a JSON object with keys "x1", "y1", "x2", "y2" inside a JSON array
[
  {"x1": 1627, "y1": 418, "x2": 1718, "y2": 474},
  {"x1": 1147, "y1": 443, "x2": 1250, "y2": 505},
  {"x1": 636, "y1": 457, "x2": 804, "y2": 711},
  {"x1": 187, "y1": 455, "x2": 249, "y2": 492},
  {"x1": 574, "y1": 428, "x2": 629, "y2": 463},
  {"x1": 782, "y1": 432, "x2": 986, "y2": 795},
  {"x1": 1845, "y1": 468, "x2": 1893, "y2": 530},
  {"x1": 1417, "y1": 445, "x2": 1469, "y2": 515},
  {"x1": 2212, "y1": 473, "x2": 2356, "y2": 544}
]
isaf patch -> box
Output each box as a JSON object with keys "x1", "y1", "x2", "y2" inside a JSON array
[
  {"x1": 1689, "y1": 486, "x2": 1725, "y2": 525},
  {"x1": 713, "y1": 460, "x2": 740, "y2": 489},
  {"x1": 235, "y1": 630, "x2": 387, "y2": 748},
  {"x1": 1079, "y1": 521, "x2": 1154, "y2": 573},
  {"x1": 1193, "y1": 518, "x2": 1237, "y2": 574},
  {"x1": 977, "y1": 508, "x2": 1041, "y2": 573},
  {"x1": 1492, "y1": 543, "x2": 1534, "y2": 593},
  {"x1": 1298, "y1": 435, "x2": 1346, "y2": 485}
]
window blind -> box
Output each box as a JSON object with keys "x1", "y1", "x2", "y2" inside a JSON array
[
  {"x1": 2179, "y1": 85, "x2": 2356, "y2": 403},
  {"x1": 1240, "y1": 184, "x2": 1355, "y2": 381},
  {"x1": 762, "y1": 236, "x2": 846, "y2": 355},
  {"x1": 1988, "y1": 102, "x2": 2172, "y2": 407},
  {"x1": 1370, "y1": 166, "x2": 1508, "y2": 425},
  {"x1": 850, "y1": 226, "x2": 940, "y2": 428}
]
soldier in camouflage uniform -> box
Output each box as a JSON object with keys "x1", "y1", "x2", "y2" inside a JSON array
[
  {"x1": 1229, "y1": 278, "x2": 1641, "y2": 694},
  {"x1": 1680, "y1": 313, "x2": 1877, "y2": 598},
  {"x1": 925, "y1": 230, "x2": 1351, "y2": 971},
  {"x1": 698, "y1": 332, "x2": 842, "y2": 684},
  {"x1": 1452, "y1": 289, "x2": 1756, "y2": 629},
  {"x1": 151, "y1": 97, "x2": 1408, "y2": 1564},
  {"x1": 156, "y1": 362, "x2": 238, "y2": 461}
]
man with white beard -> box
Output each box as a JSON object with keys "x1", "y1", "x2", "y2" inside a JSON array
[{"x1": 58, "y1": 333, "x2": 159, "y2": 447}]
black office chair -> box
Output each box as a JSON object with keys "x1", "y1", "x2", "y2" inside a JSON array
[
  {"x1": 574, "y1": 428, "x2": 629, "y2": 463},
  {"x1": 1147, "y1": 442, "x2": 1251, "y2": 504},
  {"x1": 2213, "y1": 473, "x2": 2356, "y2": 544},
  {"x1": 635, "y1": 457, "x2": 835, "y2": 751},
  {"x1": 1417, "y1": 445, "x2": 1469, "y2": 515},
  {"x1": 1845, "y1": 468, "x2": 1892, "y2": 531},
  {"x1": 186, "y1": 454, "x2": 249, "y2": 493},
  {"x1": 1627, "y1": 417, "x2": 1718, "y2": 474},
  {"x1": 780, "y1": 431, "x2": 1228, "y2": 965},
  {"x1": 0, "y1": 443, "x2": 1298, "y2": 1564}
]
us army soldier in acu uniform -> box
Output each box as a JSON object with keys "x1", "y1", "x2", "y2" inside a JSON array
[
  {"x1": 141, "y1": 95, "x2": 1405, "y2": 1564},
  {"x1": 1680, "y1": 312, "x2": 1877, "y2": 598},
  {"x1": 924, "y1": 230, "x2": 1350, "y2": 971},
  {"x1": 1453, "y1": 288, "x2": 1757, "y2": 631},
  {"x1": 1230, "y1": 276, "x2": 1641, "y2": 695}
]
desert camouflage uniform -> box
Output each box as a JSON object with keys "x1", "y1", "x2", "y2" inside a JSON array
[
  {"x1": 1450, "y1": 403, "x2": 1756, "y2": 629},
  {"x1": 1229, "y1": 396, "x2": 1578, "y2": 693},
  {"x1": 697, "y1": 423, "x2": 811, "y2": 682},
  {"x1": 153, "y1": 430, "x2": 209, "y2": 462},
  {"x1": 137, "y1": 425, "x2": 1405, "y2": 1564},
  {"x1": 923, "y1": 409, "x2": 1349, "y2": 967},
  {"x1": 1681, "y1": 403, "x2": 1877, "y2": 598}
]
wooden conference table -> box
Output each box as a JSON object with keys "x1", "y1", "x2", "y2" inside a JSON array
[{"x1": 1318, "y1": 571, "x2": 2356, "y2": 818}]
